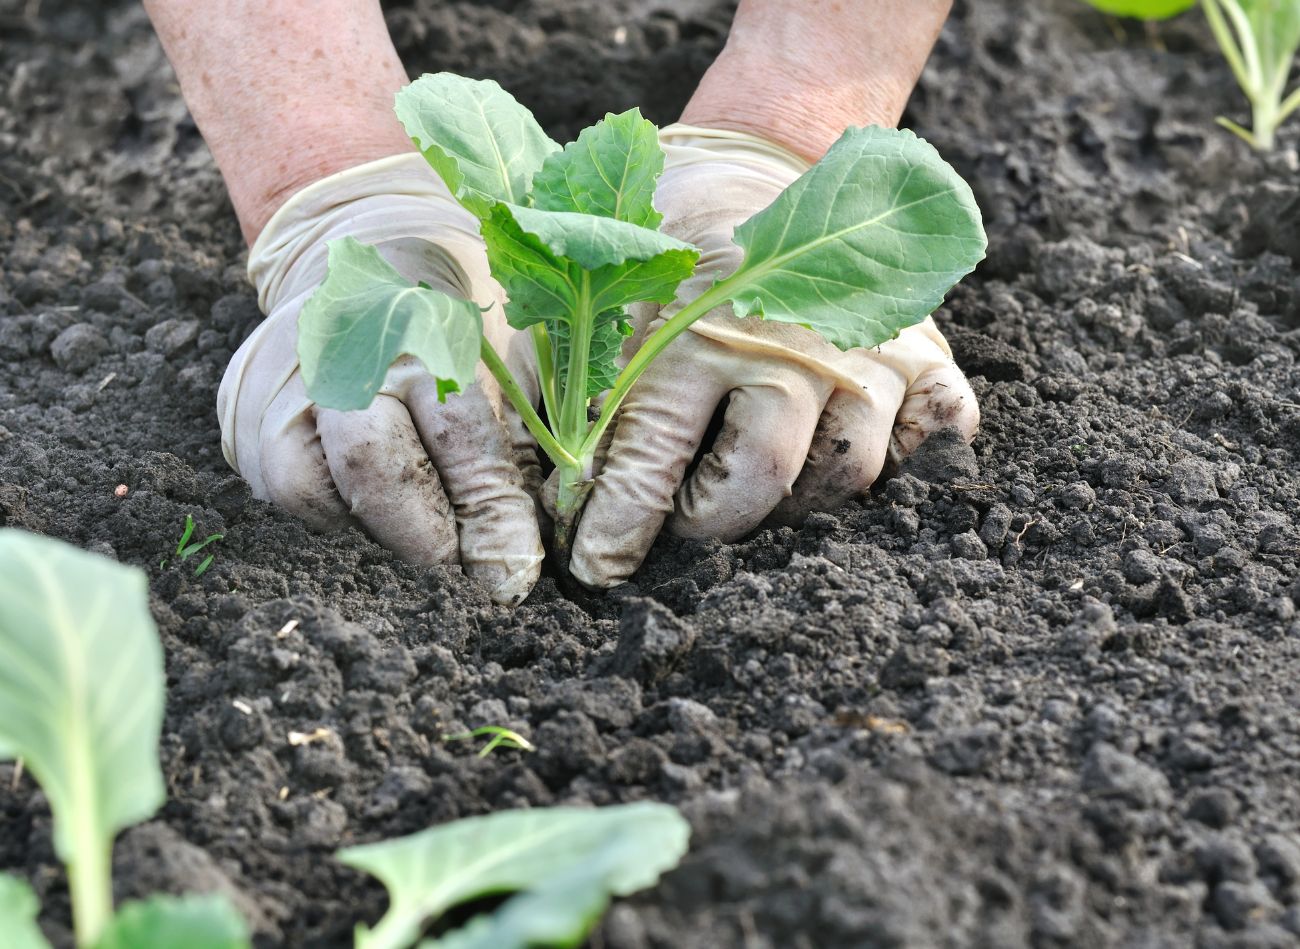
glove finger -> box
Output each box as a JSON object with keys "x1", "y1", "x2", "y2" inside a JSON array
[
  {"x1": 316, "y1": 395, "x2": 461, "y2": 566},
  {"x1": 256, "y1": 377, "x2": 353, "y2": 530},
  {"x1": 767, "y1": 384, "x2": 901, "y2": 526},
  {"x1": 569, "y1": 365, "x2": 729, "y2": 589},
  {"x1": 501, "y1": 330, "x2": 547, "y2": 517},
  {"x1": 407, "y1": 377, "x2": 544, "y2": 607},
  {"x1": 670, "y1": 376, "x2": 825, "y2": 542},
  {"x1": 888, "y1": 363, "x2": 981, "y2": 466}
]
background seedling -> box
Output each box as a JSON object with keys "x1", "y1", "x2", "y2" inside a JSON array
[
  {"x1": 161, "y1": 513, "x2": 223, "y2": 575},
  {"x1": 299, "y1": 73, "x2": 987, "y2": 571},
  {"x1": 1082, "y1": 0, "x2": 1300, "y2": 149},
  {"x1": 443, "y1": 725, "x2": 536, "y2": 757},
  {"x1": 1202, "y1": 0, "x2": 1300, "y2": 149}
]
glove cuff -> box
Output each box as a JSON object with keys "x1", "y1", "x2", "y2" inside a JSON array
[
  {"x1": 658, "y1": 123, "x2": 812, "y2": 180},
  {"x1": 247, "y1": 152, "x2": 476, "y2": 312}
]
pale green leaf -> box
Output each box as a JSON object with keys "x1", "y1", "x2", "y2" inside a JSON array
[
  {"x1": 0, "y1": 531, "x2": 165, "y2": 921},
  {"x1": 339, "y1": 802, "x2": 690, "y2": 949},
  {"x1": 1244, "y1": 0, "x2": 1300, "y2": 77},
  {"x1": 395, "y1": 73, "x2": 560, "y2": 215},
  {"x1": 724, "y1": 126, "x2": 986, "y2": 351},
  {"x1": 504, "y1": 203, "x2": 695, "y2": 271},
  {"x1": 95, "y1": 894, "x2": 251, "y2": 949},
  {"x1": 532, "y1": 108, "x2": 664, "y2": 227},
  {"x1": 298, "y1": 238, "x2": 485, "y2": 411},
  {"x1": 550, "y1": 315, "x2": 631, "y2": 398},
  {"x1": 0, "y1": 875, "x2": 51, "y2": 949},
  {"x1": 1080, "y1": 0, "x2": 1194, "y2": 19},
  {"x1": 481, "y1": 203, "x2": 695, "y2": 404},
  {"x1": 481, "y1": 202, "x2": 697, "y2": 330}
]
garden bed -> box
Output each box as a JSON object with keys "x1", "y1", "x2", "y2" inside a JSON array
[{"x1": 2, "y1": 0, "x2": 1299, "y2": 945}]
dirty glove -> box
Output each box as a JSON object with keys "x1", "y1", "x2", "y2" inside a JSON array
[
  {"x1": 218, "y1": 153, "x2": 543, "y2": 605},
  {"x1": 569, "y1": 125, "x2": 980, "y2": 588}
]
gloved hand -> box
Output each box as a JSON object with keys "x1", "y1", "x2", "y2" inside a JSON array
[
  {"x1": 567, "y1": 125, "x2": 980, "y2": 588},
  {"x1": 218, "y1": 153, "x2": 544, "y2": 605}
]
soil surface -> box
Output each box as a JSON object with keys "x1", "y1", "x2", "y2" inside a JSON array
[{"x1": 3, "y1": 1, "x2": 1300, "y2": 946}]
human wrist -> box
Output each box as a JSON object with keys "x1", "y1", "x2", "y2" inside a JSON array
[
  {"x1": 680, "y1": 0, "x2": 951, "y2": 162},
  {"x1": 144, "y1": 0, "x2": 413, "y2": 243},
  {"x1": 213, "y1": 110, "x2": 414, "y2": 244}
]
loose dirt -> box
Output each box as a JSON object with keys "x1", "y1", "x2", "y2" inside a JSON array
[{"x1": 2, "y1": 1, "x2": 1299, "y2": 946}]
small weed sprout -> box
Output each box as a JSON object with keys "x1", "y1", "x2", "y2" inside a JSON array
[
  {"x1": 160, "y1": 514, "x2": 223, "y2": 575},
  {"x1": 443, "y1": 725, "x2": 536, "y2": 757}
]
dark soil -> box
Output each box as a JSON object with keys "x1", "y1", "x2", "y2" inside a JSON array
[{"x1": 3, "y1": 0, "x2": 1300, "y2": 946}]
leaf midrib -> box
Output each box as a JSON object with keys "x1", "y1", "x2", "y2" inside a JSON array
[{"x1": 736, "y1": 184, "x2": 971, "y2": 295}]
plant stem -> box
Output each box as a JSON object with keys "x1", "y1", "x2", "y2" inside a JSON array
[
  {"x1": 580, "y1": 277, "x2": 734, "y2": 458},
  {"x1": 1252, "y1": 95, "x2": 1277, "y2": 151},
  {"x1": 479, "y1": 337, "x2": 577, "y2": 469},
  {"x1": 551, "y1": 456, "x2": 594, "y2": 569},
  {"x1": 68, "y1": 843, "x2": 112, "y2": 947},
  {"x1": 558, "y1": 273, "x2": 594, "y2": 446},
  {"x1": 356, "y1": 911, "x2": 423, "y2": 949},
  {"x1": 530, "y1": 323, "x2": 560, "y2": 428}
]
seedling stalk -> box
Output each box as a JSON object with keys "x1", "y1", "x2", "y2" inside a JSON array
[{"x1": 480, "y1": 279, "x2": 735, "y2": 563}]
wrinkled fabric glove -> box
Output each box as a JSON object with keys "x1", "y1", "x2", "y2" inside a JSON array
[
  {"x1": 568, "y1": 124, "x2": 980, "y2": 588},
  {"x1": 218, "y1": 153, "x2": 544, "y2": 605}
]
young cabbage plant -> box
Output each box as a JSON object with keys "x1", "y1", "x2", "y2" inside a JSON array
[
  {"x1": 337, "y1": 801, "x2": 690, "y2": 949},
  {"x1": 1202, "y1": 0, "x2": 1300, "y2": 149},
  {"x1": 298, "y1": 73, "x2": 987, "y2": 569},
  {"x1": 0, "y1": 529, "x2": 251, "y2": 949}
]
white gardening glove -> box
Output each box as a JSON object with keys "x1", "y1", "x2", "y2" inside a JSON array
[
  {"x1": 569, "y1": 125, "x2": 980, "y2": 588},
  {"x1": 218, "y1": 153, "x2": 544, "y2": 605}
]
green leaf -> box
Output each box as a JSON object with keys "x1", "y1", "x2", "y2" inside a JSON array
[
  {"x1": 338, "y1": 802, "x2": 690, "y2": 949},
  {"x1": 1080, "y1": 0, "x2": 1195, "y2": 19},
  {"x1": 0, "y1": 530, "x2": 165, "y2": 946},
  {"x1": 532, "y1": 109, "x2": 665, "y2": 227},
  {"x1": 95, "y1": 894, "x2": 251, "y2": 949},
  {"x1": 502, "y1": 204, "x2": 695, "y2": 272},
  {"x1": 0, "y1": 875, "x2": 51, "y2": 949},
  {"x1": 482, "y1": 203, "x2": 697, "y2": 329},
  {"x1": 395, "y1": 73, "x2": 560, "y2": 216},
  {"x1": 550, "y1": 315, "x2": 631, "y2": 398},
  {"x1": 723, "y1": 126, "x2": 986, "y2": 351},
  {"x1": 298, "y1": 238, "x2": 485, "y2": 411},
  {"x1": 481, "y1": 204, "x2": 696, "y2": 405},
  {"x1": 1243, "y1": 0, "x2": 1300, "y2": 78}
]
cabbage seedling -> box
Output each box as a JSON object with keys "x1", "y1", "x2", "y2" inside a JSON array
[
  {"x1": 0, "y1": 529, "x2": 250, "y2": 948},
  {"x1": 299, "y1": 73, "x2": 987, "y2": 568},
  {"x1": 1202, "y1": 0, "x2": 1300, "y2": 149}
]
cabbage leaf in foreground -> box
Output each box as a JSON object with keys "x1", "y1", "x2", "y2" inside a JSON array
[
  {"x1": 0, "y1": 530, "x2": 251, "y2": 949},
  {"x1": 0, "y1": 530, "x2": 165, "y2": 946},
  {"x1": 338, "y1": 802, "x2": 690, "y2": 949},
  {"x1": 0, "y1": 875, "x2": 49, "y2": 949}
]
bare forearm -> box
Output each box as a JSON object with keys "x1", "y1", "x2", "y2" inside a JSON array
[
  {"x1": 681, "y1": 0, "x2": 952, "y2": 161},
  {"x1": 143, "y1": 0, "x2": 412, "y2": 243}
]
